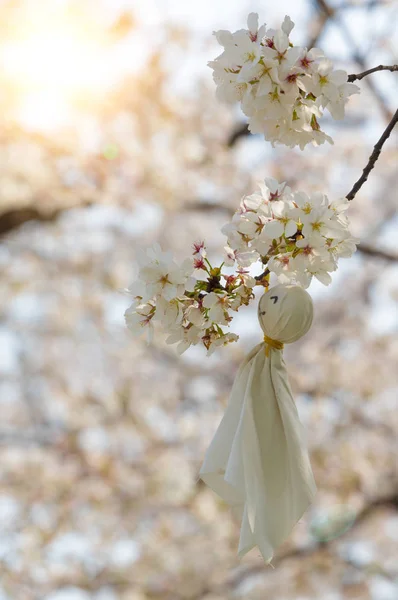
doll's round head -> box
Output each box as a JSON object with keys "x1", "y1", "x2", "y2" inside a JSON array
[{"x1": 257, "y1": 284, "x2": 313, "y2": 344}]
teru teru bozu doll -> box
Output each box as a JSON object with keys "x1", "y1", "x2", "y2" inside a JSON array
[{"x1": 199, "y1": 284, "x2": 317, "y2": 564}]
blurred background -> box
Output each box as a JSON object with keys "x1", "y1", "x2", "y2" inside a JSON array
[{"x1": 0, "y1": 0, "x2": 397, "y2": 599}]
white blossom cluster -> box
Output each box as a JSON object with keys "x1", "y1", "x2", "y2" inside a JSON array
[
  {"x1": 125, "y1": 13, "x2": 360, "y2": 354},
  {"x1": 210, "y1": 13, "x2": 359, "y2": 149},
  {"x1": 125, "y1": 179, "x2": 358, "y2": 352},
  {"x1": 125, "y1": 243, "x2": 255, "y2": 355},
  {"x1": 223, "y1": 178, "x2": 358, "y2": 288}
]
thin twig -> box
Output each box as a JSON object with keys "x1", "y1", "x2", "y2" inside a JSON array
[
  {"x1": 348, "y1": 64, "x2": 398, "y2": 82},
  {"x1": 346, "y1": 107, "x2": 398, "y2": 201},
  {"x1": 314, "y1": 0, "x2": 393, "y2": 121}
]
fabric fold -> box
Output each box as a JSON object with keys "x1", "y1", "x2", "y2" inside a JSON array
[{"x1": 199, "y1": 284, "x2": 317, "y2": 563}]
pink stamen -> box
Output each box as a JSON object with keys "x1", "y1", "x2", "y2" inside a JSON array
[
  {"x1": 301, "y1": 245, "x2": 313, "y2": 256},
  {"x1": 194, "y1": 257, "x2": 206, "y2": 270},
  {"x1": 269, "y1": 191, "x2": 280, "y2": 201},
  {"x1": 286, "y1": 73, "x2": 298, "y2": 83},
  {"x1": 300, "y1": 57, "x2": 312, "y2": 69},
  {"x1": 193, "y1": 241, "x2": 205, "y2": 255},
  {"x1": 225, "y1": 275, "x2": 237, "y2": 286}
]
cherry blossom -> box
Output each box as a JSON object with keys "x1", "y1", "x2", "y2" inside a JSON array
[
  {"x1": 202, "y1": 292, "x2": 231, "y2": 326},
  {"x1": 125, "y1": 244, "x2": 256, "y2": 354},
  {"x1": 166, "y1": 324, "x2": 203, "y2": 355},
  {"x1": 137, "y1": 244, "x2": 194, "y2": 302},
  {"x1": 126, "y1": 6, "x2": 361, "y2": 353},
  {"x1": 209, "y1": 13, "x2": 360, "y2": 149},
  {"x1": 222, "y1": 178, "x2": 357, "y2": 289},
  {"x1": 206, "y1": 332, "x2": 239, "y2": 356},
  {"x1": 125, "y1": 301, "x2": 155, "y2": 342}
]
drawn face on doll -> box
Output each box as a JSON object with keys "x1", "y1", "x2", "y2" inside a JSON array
[
  {"x1": 258, "y1": 284, "x2": 314, "y2": 344},
  {"x1": 257, "y1": 285, "x2": 289, "y2": 325}
]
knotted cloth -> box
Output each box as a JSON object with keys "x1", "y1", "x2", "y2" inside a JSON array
[
  {"x1": 263, "y1": 334, "x2": 284, "y2": 356},
  {"x1": 199, "y1": 284, "x2": 317, "y2": 563}
]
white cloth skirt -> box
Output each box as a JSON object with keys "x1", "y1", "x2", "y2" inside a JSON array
[{"x1": 199, "y1": 343, "x2": 317, "y2": 562}]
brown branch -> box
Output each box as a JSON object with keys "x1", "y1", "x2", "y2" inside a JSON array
[
  {"x1": 184, "y1": 200, "x2": 234, "y2": 213},
  {"x1": 0, "y1": 202, "x2": 94, "y2": 238},
  {"x1": 255, "y1": 268, "x2": 270, "y2": 284},
  {"x1": 225, "y1": 491, "x2": 398, "y2": 591},
  {"x1": 348, "y1": 64, "x2": 398, "y2": 82},
  {"x1": 228, "y1": 123, "x2": 250, "y2": 147},
  {"x1": 173, "y1": 490, "x2": 398, "y2": 600},
  {"x1": 356, "y1": 243, "x2": 398, "y2": 261},
  {"x1": 307, "y1": 10, "x2": 330, "y2": 50},
  {"x1": 346, "y1": 107, "x2": 398, "y2": 201},
  {"x1": 314, "y1": 0, "x2": 393, "y2": 122},
  {"x1": 0, "y1": 207, "x2": 58, "y2": 236}
]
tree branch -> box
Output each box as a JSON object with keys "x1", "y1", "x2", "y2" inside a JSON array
[
  {"x1": 346, "y1": 107, "x2": 398, "y2": 201},
  {"x1": 356, "y1": 243, "x2": 398, "y2": 262},
  {"x1": 348, "y1": 64, "x2": 398, "y2": 82},
  {"x1": 225, "y1": 491, "x2": 398, "y2": 592},
  {"x1": 179, "y1": 490, "x2": 398, "y2": 600},
  {"x1": 314, "y1": 0, "x2": 393, "y2": 121},
  {"x1": 0, "y1": 202, "x2": 94, "y2": 238}
]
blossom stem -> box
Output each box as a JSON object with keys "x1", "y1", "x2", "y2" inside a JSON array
[
  {"x1": 347, "y1": 64, "x2": 398, "y2": 82},
  {"x1": 204, "y1": 257, "x2": 213, "y2": 269},
  {"x1": 346, "y1": 107, "x2": 398, "y2": 201},
  {"x1": 254, "y1": 268, "x2": 270, "y2": 284}
]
